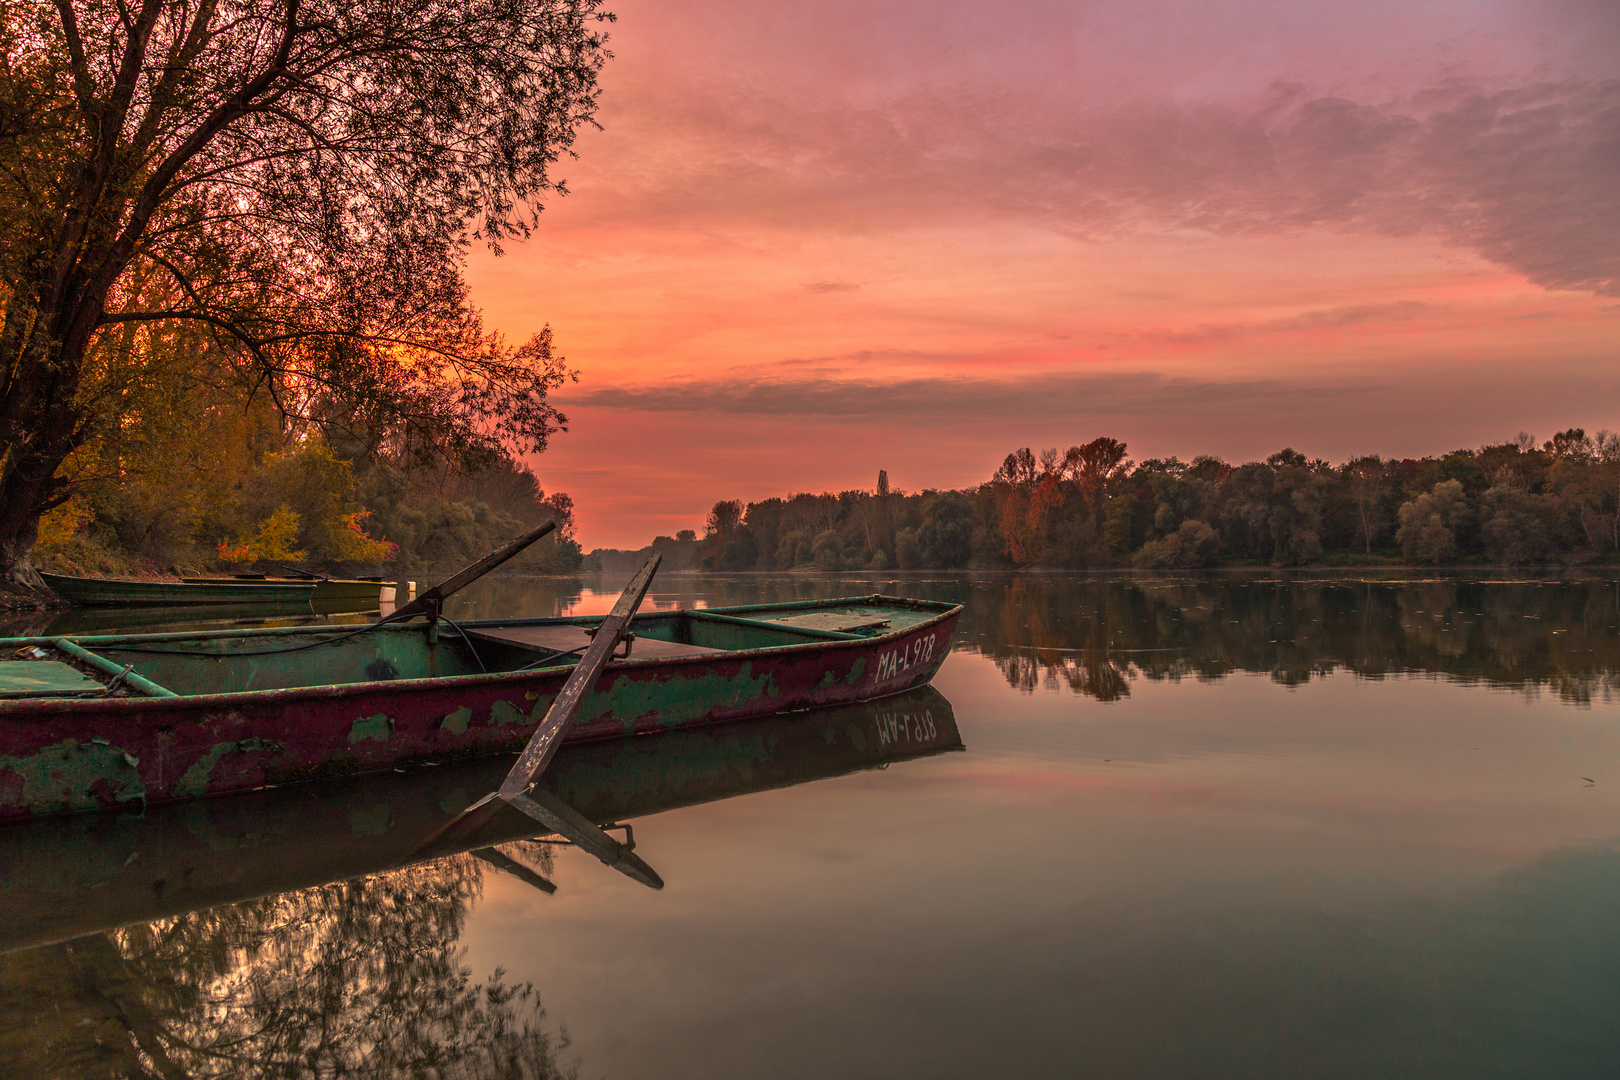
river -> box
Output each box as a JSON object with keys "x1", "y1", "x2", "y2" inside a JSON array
[{"x1": 2, "y1": 571, "x2": 1616, "y2": 1078}]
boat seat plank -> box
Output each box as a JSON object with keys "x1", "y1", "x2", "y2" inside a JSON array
[
  {"x1": 0, "y1": 660, "x2": 105, "y2": 698},
  {"x1": 755, "y1": 612, "x2": 892, "y2": 634},
  {"x1": 466, "y1": 625, "x2": 723, "y2": 660}
]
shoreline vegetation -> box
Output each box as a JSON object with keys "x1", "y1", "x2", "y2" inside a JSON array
[
  {"x1": 9, "y1": 423, "x2": 584, "y2": 611},
  {"x1": 587, "y1": 429, "x2": 1620, "y2": 575}
]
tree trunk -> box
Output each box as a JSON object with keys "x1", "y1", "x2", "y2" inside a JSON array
[
  {"x1": 0, "y1": 426, "x2": 77, "y2": 592},
  {"x1": 0, "y1": 301, "x2": 91, "y2": 591}
]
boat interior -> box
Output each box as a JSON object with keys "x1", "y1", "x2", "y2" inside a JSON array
[{"x1": 0, "y1": 598, "x2": 952, "y2": 699}]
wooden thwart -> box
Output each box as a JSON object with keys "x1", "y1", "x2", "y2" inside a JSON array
[
  {"x1": 760, "y1": 611, "x2": 892, "y2": 634},
  {"x1": 0, "y1": 661, "x2": 104, "y2": 699},
  {"x1": 466, "y1": 623, "x2": 721, "y2": 661}
]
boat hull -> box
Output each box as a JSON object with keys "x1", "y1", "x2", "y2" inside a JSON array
[
  {"x1": 0, "y1": 604, "x2": 959, "y2": 819},
  {"x1": 41, "y1": 572, "x2": 316, "y2": 607}
]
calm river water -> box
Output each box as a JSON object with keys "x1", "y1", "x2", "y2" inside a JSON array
[{"x1": 3, "y1": 572, "x2": 1618, "y2": 1077}]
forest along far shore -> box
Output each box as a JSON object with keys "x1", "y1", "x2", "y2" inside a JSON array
[{"x1": 589, "y1": 429, "x2": 1620, "y2": 574}]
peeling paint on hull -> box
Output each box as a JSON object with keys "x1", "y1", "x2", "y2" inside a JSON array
[{"x1": 0, "y1": 609, "x2": 959, "y2": 819}]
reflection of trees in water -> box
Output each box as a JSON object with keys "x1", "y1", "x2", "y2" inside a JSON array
[
  {"x1": 481, "y1": 571, "x2": 1620, "y2": 704},
  {"x1": 959, "y1": 578, "x2": 1620, "y2": 704},
  {"x1": 0, "y1": 854, "x2": 576, "y2": 1079}
]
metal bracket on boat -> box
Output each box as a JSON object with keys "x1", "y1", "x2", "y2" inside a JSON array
[{"x1": 584, "y1": 625, "x2": 635, "y2": 659}]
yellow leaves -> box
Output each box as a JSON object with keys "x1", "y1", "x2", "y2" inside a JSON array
[
  {"x1": 219, "y1": 506, "x2": 307, "y2": 564},
  {"x1": 33, "y1": 496, "x2": 92, "y2": 554}
]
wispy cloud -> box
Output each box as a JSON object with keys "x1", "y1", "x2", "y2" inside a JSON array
[
  {"x1": 580, "y1": 76, "x2": 1620, "y2": 295},
  {"x1": 570, "y1": 371, "x2": 1387, "y2": 423}
]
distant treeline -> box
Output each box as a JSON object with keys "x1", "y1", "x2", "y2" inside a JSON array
[{"x1": 588, "y1": 428, "x2": 1620, "y2": 571}]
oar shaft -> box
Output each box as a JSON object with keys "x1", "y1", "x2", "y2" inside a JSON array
[{"x1": 499, "y1": 551, "x2": 663, "y2": 797}]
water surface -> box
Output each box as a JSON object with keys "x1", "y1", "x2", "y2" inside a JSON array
[{"x1": 2, "y1": 573, "x2": 1616, "y2": 1077}]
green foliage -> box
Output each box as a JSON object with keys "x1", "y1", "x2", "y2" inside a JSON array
[
  {"x1": 0, "y1": 0, "x2": 608, "y2": 582},
  {"x1": 1397, "y1": 480, "x2": 1468, "y2": 563},
  {"x1": 225, "y1": 442, "x2": 395, "y2": 564},
  {"x1": 918, "y1": 493, "x2": 975, "y2": 568},
  {"x1": 1135, "y1": 520, "x2": 1222, "y2": 568},
  {"x1": 220, "y1": 505, "x2": 308, "y2": 563},
  {"x1": 812, "y1": 529, "x2": 845, "y2": 570},
  {"x1": 895, "y1": 527, "x2": 922, "y2": 569},
  {"x1": 1479, "y1": 485, "x2": 1555, "y2": 564},
  {"x1": 353, "y1": 454, "x2": 581, "y2": 575}
]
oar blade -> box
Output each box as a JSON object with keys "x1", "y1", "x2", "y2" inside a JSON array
[{"x1": 470, "y1": 846, "x2": 558, "y2": 895}]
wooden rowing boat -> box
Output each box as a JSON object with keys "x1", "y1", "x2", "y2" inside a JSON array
[
  {"x1": 0, "y1": 684, "x2": 961, "y2": 953},
  {"x1": 181, "y1": 575, "x2": 388, "y2": 601},
  {"x1": 0, "y1": 594, "x2": 960, "y2": 820},
  {"x1": 39, "y1": 571, "x2": 317, "y2": 607}
]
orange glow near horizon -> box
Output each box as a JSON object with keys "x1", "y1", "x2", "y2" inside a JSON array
[{"x1": 465, "y1": 0, "x2": 1620, "y2": 549}]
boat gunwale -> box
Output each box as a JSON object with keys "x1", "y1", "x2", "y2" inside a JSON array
[{"x1": 0, "y1": 595, "x2": 962, "y2": 716}]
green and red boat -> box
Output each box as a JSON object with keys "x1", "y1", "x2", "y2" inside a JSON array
[{"x1": 0, "y1": 595, "x2": 960, "y2": 821}]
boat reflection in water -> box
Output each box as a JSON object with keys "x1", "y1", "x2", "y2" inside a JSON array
[{"x1": 0, "y1": 686, "x2": 961, "y2": 1075}]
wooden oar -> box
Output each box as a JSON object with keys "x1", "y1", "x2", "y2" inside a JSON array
[
  {"x1": 386, "y1": 519, "x2": 557, "y2": 624},
  {"x1": 415, "y1": 551, "x2": 666, "y2": 887},
  {"x1": 499, "y1": 550, "x2": 662, "y2": 796}
]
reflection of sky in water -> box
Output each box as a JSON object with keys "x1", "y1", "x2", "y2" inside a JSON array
[{"x1": 3, "y1": 573, "x2": 1616, "y2": 1076}]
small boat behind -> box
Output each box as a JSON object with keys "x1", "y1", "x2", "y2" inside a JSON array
[
  {"x1": 181, "y1": 574, "x2": 388, "y2": 602},
  {"x1": 39, "y1": 571, "x2": 317, "y2": 607}
]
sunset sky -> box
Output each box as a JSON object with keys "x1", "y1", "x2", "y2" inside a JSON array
[{"x1": 465, "y1": 0, "x2": 1620, "y2": 549}]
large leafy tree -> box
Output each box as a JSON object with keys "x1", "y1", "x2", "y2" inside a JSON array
[{"x1": 0, "y1": 0, "x2": 611, "y2": 587}]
